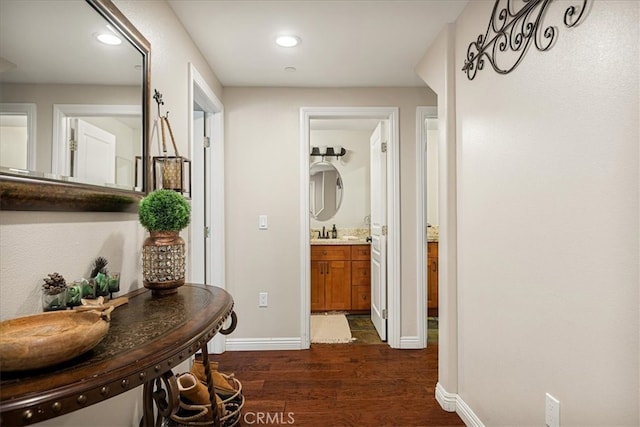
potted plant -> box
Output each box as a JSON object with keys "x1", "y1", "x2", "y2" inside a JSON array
[{"x1": 139, "y1": 189, "x2": 191, "y2": 295}]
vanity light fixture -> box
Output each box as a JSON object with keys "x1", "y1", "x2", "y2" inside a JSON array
[
  {"x1": 310, "y1": 146, "x2": 346, "y2": 159},
  {"x1": 275, "y1": 35, "x2": 300, "y2": 47}
]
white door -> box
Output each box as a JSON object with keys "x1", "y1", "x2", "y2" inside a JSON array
[
  {"x1": 74, "y1": 119, "x2": 116, "y2": 185},
  {"x1": 370, "y1": 121, "x2": 387, "y2": 340},
  {"x1": 191, "y1": 109, "x2": 211, "y2": 284}
]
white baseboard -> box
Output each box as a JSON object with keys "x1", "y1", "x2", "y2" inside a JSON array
[
  {"x1": 435, "y1": 382, "x2": 484, "y2": 427},
  {"x1": 399, "y1": 335, "x2": 425, "y2": 349},
  {"x1": 435, "y1": 382, "x2": 457, "y2": 412},
  {"x1": 224, "y1": 337, "x2": 302, "y2": 351}
]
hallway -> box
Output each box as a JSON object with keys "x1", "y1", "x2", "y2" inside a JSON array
[{"x1": 214, "y1": 344, "x2": 463, "y2": 426}]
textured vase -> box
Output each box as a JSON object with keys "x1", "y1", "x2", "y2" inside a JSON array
[{"x1": 142, "y1": 231, "x2": 186, "y2": 296}]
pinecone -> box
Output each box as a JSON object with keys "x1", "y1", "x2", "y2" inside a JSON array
[
  {"x1": 90, "y1": 257, "x2": 109, "y2": 278},
  {"x1": 43, "y1": 272, "x2": 67, "y2": 295}
]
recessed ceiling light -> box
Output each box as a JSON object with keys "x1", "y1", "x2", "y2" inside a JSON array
[
  {"x1": 276, "y1": 35, "x2": 300, "y2": 48},
  {"x1": 95, "y1": 25, "x2": 122, "y2": 45},
  {"x1": 96, "y1": 32, "x2": 122, "y2": 45}
]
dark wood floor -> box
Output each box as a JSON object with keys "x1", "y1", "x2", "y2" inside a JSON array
[{"x1": 213, "y1": 344, "x2": 464, "y2": 426}]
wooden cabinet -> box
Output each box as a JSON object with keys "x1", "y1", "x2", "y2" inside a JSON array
[
  {"x1": 427, "y1": 242, "x2": 438, "y2": 317},
  {"x1": 311, "y1": 244, "x2": 370, "y2": 312},
  {"x1": 350, "y1": 245, "x2": 371, "y2": 311}
]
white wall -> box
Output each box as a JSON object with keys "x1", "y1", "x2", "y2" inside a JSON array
[
  {"x1": 420, "y1": 0, "x2": 639, "y2": 424},
  {"x1": 426, "y1": 125, "x2": 439, "y2": 226},
  {"x1": 223, "y1": 87, "x2": 435, "y2": 340},
  {"x1": 310, "y1": 129, "x2": 371, "y2": 229},
  {"x1": 0, "y1": 1, "x2": 223, "y2": 425}
]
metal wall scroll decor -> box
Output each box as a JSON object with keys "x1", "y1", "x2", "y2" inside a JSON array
[{"x1": 462, "y1": 0, "x2": 589, "y2": 80}]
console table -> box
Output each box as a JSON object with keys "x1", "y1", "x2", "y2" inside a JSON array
[{"x1": 0, "y1": 284, "x2": 236, "y2": 427}]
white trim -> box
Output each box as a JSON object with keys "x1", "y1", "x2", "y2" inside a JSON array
[
  {"x1": 187, "y1": 63, "x2": 226, "y2": 354},
  {"x1": 0, "y1": 103, "x2": 37, "y2": 170},
  {"x1": 436, "y1": 383, "x2": 485, "y2": 427},
  {"x1": 416, "y1": 106, "x2": 438, "y2": 349},
  {"x1": 51, "y1": 104, "x2": 141, "y2": 177},
  {"x1": 435, "y1": 382, "x2": 457, "y2": 412},
  {"x1": 299, "y1": 107, "x2": 400, "y2": 349},
  {"x1": 299, "y1": 111, "x2": 312, "y2": 349},
  {"x1": 399, "y1": 336, "x2": 422, "y2": 349},
  {"x1": 457, "y1": 397, "x2": 485, "y2": 427},
  {"x1": 225, "y1": 337, "x2": 302, "y2": 352}
]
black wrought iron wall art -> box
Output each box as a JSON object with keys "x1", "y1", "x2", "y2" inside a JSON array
[{"x1": 462, "y1": 0, "x2": 589, "y2": 80}]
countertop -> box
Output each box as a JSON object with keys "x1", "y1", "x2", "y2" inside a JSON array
[{"x1": 310, "y1": 238, "x2": 369, "y2": 245}]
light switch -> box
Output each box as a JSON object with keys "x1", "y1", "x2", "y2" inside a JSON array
[{"x1": 259, "y1": 215, "x2": 268, "y2": 230}]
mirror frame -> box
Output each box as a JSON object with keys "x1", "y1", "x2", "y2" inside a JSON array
[
  {"x1": 309, "y1": 160, "x2": 343, "y2": 221},
  {"x1": 0, "y1": 0, "x2": 150, "y2": 213}
]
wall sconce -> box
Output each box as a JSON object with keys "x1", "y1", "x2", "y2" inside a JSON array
[
  {"x1": 311, "y1": 145, "x2": 346, "y2": 159},
  {"x1": 152, "y1": 90, "x2": 191, "y2": 197}
]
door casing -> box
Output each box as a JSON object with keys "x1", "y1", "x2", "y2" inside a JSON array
[
  {"x1": 188, "y1": 63, "x2": 226, "y2": 353},
  {"x1": 416, "y1": 106, "x2": 438, "y2": 348},
  {"x1": 299, "y1": 107, "x2": 400, "y2": 349}
]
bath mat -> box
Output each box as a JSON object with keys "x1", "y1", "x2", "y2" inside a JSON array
[{"x1": 310, "y1": 314, "x2": 352, "y2": 344}]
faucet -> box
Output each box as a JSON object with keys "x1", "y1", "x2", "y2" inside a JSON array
[{"x1": 317, "y1": 226, "x2": 329, "y2": 239}]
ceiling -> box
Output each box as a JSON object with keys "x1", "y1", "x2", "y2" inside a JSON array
[
  {"x1": 0, "y1": 0, "x2": 142, "y2": 85},
  {"x1": 168, "y1": 0, "x2": 469, "y2": 88}
]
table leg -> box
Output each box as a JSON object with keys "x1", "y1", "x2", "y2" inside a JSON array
[
  {"x1": 200, "y1": 345, "x2": 221, "y2": 427},
  {"x1": 141, "y1": 372, "x2": 179, "y2": 427}
]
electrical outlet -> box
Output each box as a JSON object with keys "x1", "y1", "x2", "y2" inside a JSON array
[
  {"x1": 259, "y1": 292, "x2": 268, "y2": 307},
  {"x1": 545, "y1": 393, "x2": 560, "y2": 427}
]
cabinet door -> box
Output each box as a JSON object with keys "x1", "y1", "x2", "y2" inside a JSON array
[
  {"x1": 325, "y1": 260, "x2": 351, "y2": 310},
  {"x1": 311, "y1": 261, "x2": 326, "y2": 312},
  {"x1": 351, "y1": 285, "x2": 371, "y2": 310},
  {"x1": 351, "y1": 245, "x2": 371, "y2": 260},
  {"x1": 351, "y1": 260, "x2": 370, "y2": 286},
  {"x1": 427, "y1": 257, "x2": 438, "y2": 310}
]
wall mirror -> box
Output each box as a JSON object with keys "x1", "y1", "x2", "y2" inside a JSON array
[
  {"x1": 310, "y1": 161, "x2": 343, "y2": 221},
  {"x1": 0, "y1": 0, "x2": 149, "y2": 212}
]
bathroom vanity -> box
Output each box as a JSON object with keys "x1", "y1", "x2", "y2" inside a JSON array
[
  {"x1": 310, "y1": 243, "x2": 371, "y2": 312},
  {"x1": 427, "y1": 241, "x2": 439, "y2": 316}
]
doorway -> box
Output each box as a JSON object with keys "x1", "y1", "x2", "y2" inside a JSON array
[
  {"x1": 300, "y1": 107, "x2": 400, "y2": 349},
  {"x1": 52, "y1": 104, "x2": 141, "y2": 188},
  {"x1": 416, "y1": 106, "x2": 438, "y2": 348},
  {"x1": 188, "y1": 63, "x2": 225, "y2": 353}
]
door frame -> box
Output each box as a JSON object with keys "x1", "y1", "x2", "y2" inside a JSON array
[
  {"x1": 188, "y1": 63, "x2": 226, "y2": 353},
  {"x1": 52, "y1": 104, "x2": 140, "y2": 178},
  {"x1": 416, "y1": 106, "x2": 438, "y2": 348},
  {"x1": 0, "y1": 102, "x2": 37, "y2": 171},
  {"x1": 299, "y1": 106, "x2": 400, "y2": 349}
]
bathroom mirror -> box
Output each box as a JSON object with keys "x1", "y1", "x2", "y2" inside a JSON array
[
  {"x1": 0, "y1": 0, "x2": 150, "y2": 212},
  {"x1": 310, "y1": 161, "x2": 343, "y2": 221}
]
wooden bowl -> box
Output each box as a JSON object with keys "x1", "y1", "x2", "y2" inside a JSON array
[{"x1": 0, "y1": 309, "x2": 111, "y2": 372}]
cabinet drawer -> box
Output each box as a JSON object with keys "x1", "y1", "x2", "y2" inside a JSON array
[
  {"x1": 311, "y1": 245, "x2": 351, "y2": 261},
  {"x1": 351, "y1": 261, "x2": 370, "y2": 286},
  {"x1": 427, "y1": 242, "x2": 438, "y2": 257},
  {"x1": 351, "y1": 245, "x2": 371, "y2": 260},
  {"x1": 351, "y1": 285, "x2": 370, "y2": 310}
]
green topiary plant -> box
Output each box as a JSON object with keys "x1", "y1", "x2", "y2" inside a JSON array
[{"x1": 139, "y1": 189, "x2": 191, "y2": 232}]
